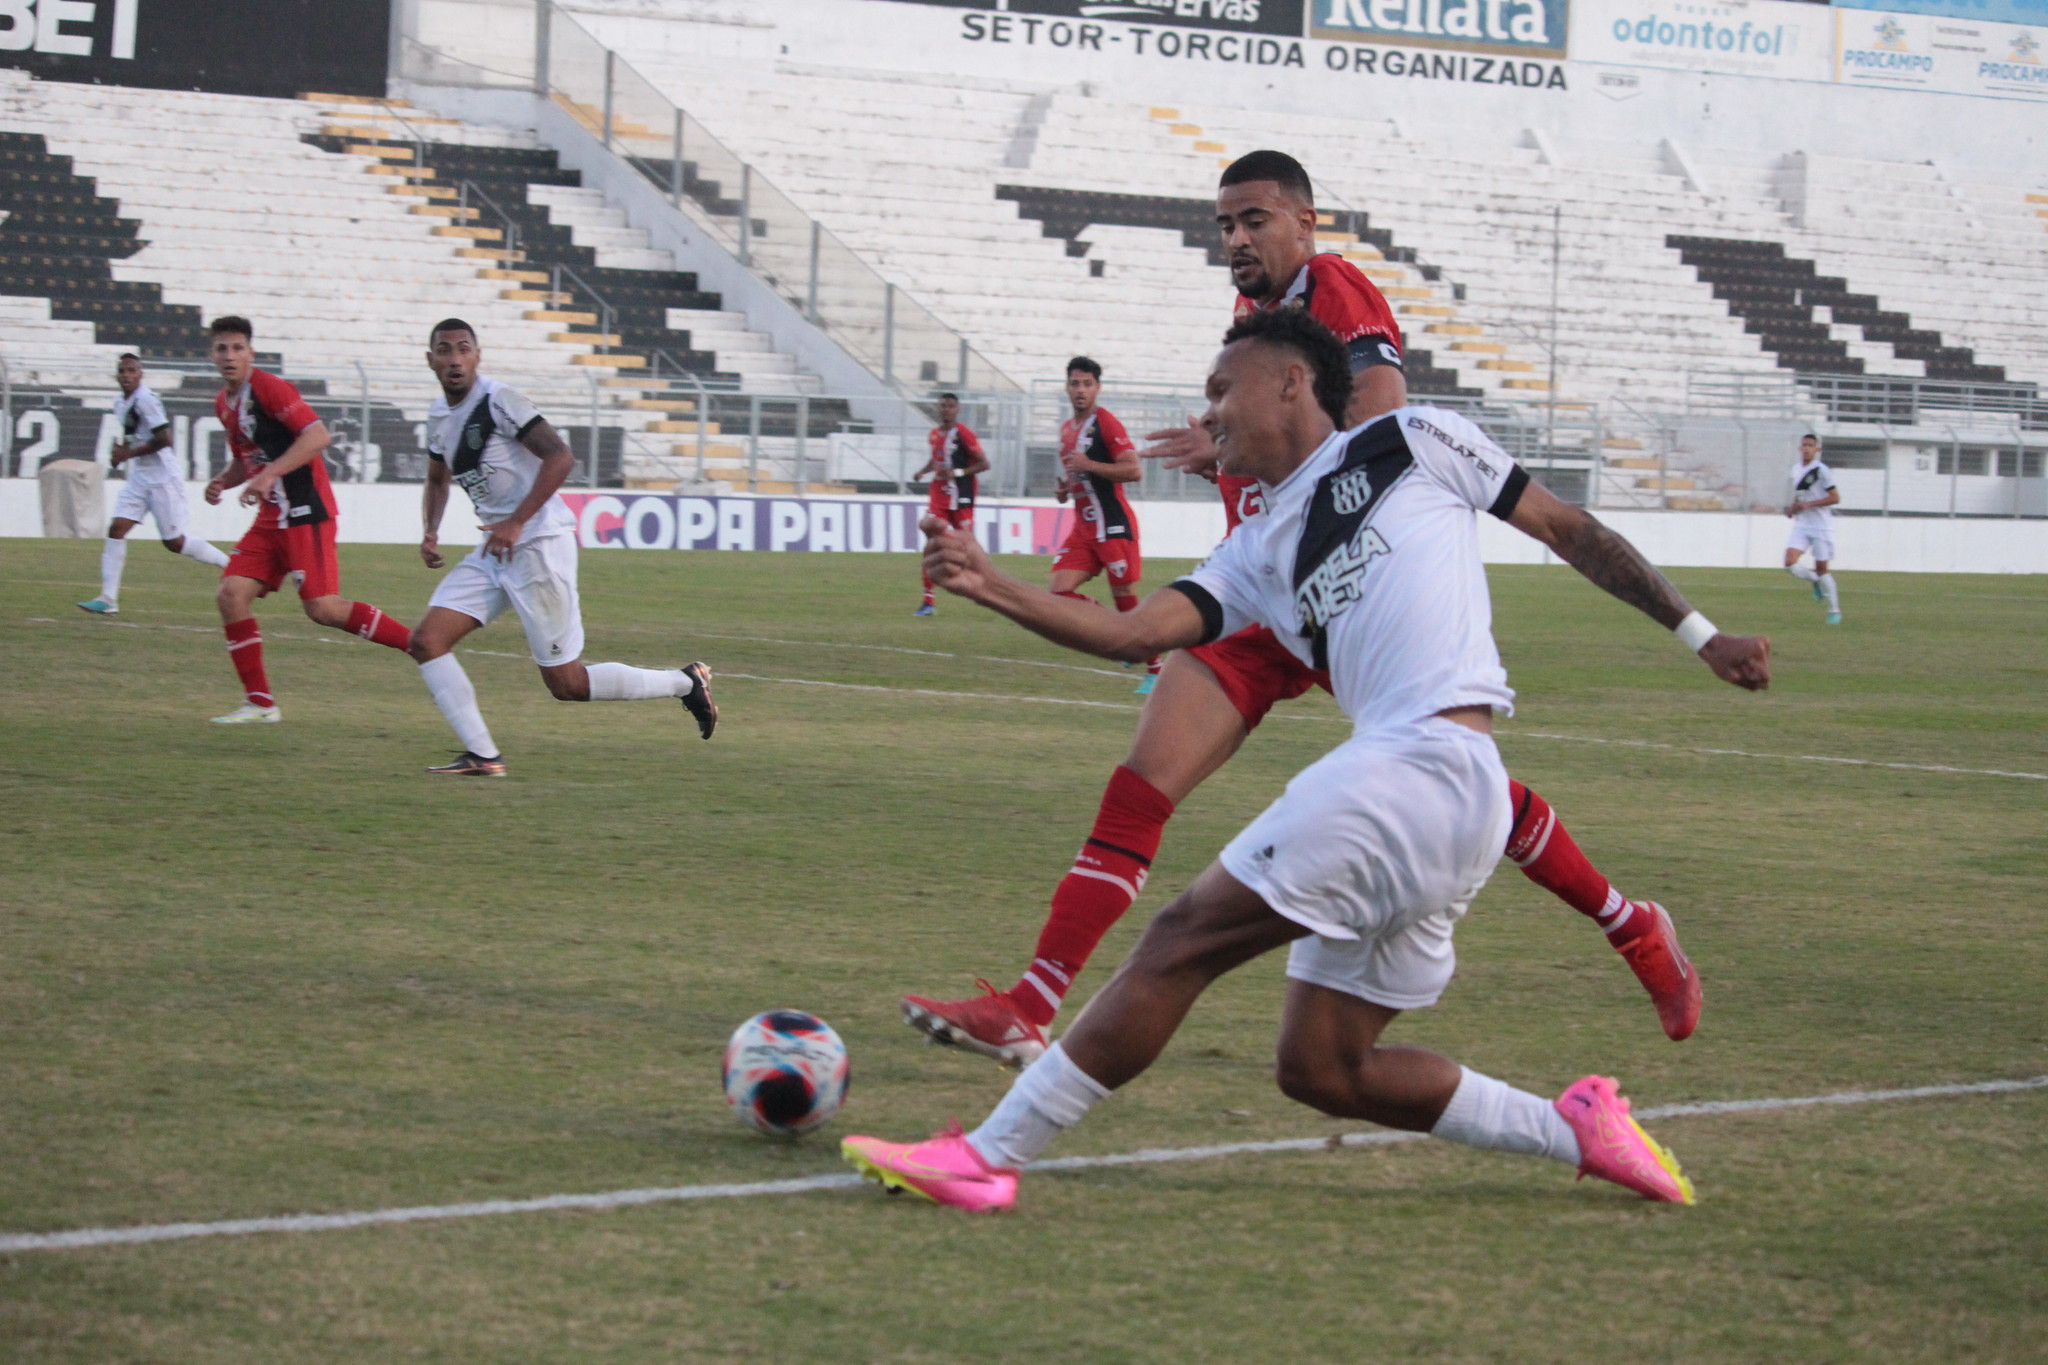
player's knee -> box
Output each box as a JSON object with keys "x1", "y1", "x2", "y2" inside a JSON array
[
  {"x1": 541, "y1": 671, "x2": 584, "y2": 701},
  {"x1": 406, "y1": 635, "x2": 440, "y2": 664},
  {"x1": 161, "y1": 537, "x2": 183, "y2": 553},
  {"x1": 1273, "y1": 1046, "x2": 1351, "y2": 1114}
]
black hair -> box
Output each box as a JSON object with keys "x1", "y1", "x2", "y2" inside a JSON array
[
  {"x1": 1802, "y1": 432, "x2": 1819, "y2": 442},
  {"x1": 1066, "y1": 356, "x2": 1102, "y2": 380},
  {"x1": 1218, "y1": 150, "x2": 1315, "y2": 208},
  {"x1": 117, "y1": 352, "x2": 140, "y2": 363},
  {"x1": 937, "y1": 391, "x2": 959, "y2": 403},
  {"x1": 1221, "y1": 308, "x2": 1351, "y2": 428},
  {"x1": 208, "y1": 315, "x2": 253, "y2": 340},
  {"x1": 430, "y1": 317, "x2": 478, "y2": 346}
]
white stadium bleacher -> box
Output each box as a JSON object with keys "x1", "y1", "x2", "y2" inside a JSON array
[{"x1": 0, "y1": 70, "x2": 843, "y2": 490}]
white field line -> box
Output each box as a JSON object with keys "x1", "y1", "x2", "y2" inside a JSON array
[
  {"x1": 23, "y1": 617, "x2": 2048, "y2": 782},
  {"x1": 1, "y1": 1076, "x2": 2041, "y2": 1255}
]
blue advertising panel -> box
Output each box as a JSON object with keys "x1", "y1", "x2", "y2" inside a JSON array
[
  {"x1": 1835, "y1": 0, "x2": 2048, "y2": 27},
  {"x1": 1310, "y1": 0, "x2": 1570, "y2": 58}
]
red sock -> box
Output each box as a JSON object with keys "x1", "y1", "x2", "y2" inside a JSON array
[
  {"x1": 1008, "y1": 765, "x2": 1176, "y2": 1026},
  {"x1": 223, "y1": 617, "x2": 272, "y2": 707},
  {"x1": 345, "y1": 601, "x2": 412, "y2": 652},
  {"x1": 1504, "y1": 779, "x2": 1646, "y2": 943}
]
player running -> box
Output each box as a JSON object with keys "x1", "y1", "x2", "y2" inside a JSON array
[
  {"x1": 846, "y1": 310, "x2": 1771, "y2": 1213},
  {"x1": 407, "y1": 319, "x2": 717, "y2": 776},
  {"x1": 912, "y1": 392, "x2": 989, "y2": 617},
  {"x1": 902, "y1": 152, "x2": 1700, "y2": 1064},
  {"x1": 1784, "y1": 434, "x2": 1842, "y2": 624},
  {"x1": 76, "y1": 353, "x2": 231, "y2": 615},
  {"x1": 201, "y1": 317, "x2": 416, "y2": 724},
  {"x1": 1050, "y1": 356, "x2": 1155, "y2": 692}
]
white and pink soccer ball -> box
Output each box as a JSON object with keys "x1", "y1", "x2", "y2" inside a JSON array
[{"x1": 722, "y1": 1010, "x2": 850, "y2": 1137}]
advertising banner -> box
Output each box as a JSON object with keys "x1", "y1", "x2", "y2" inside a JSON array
[
  {"x1": 1309, "y1": 0, "x2": 1570, "y2": 58},
  {"x1": 560, "y1": 492, "x2": 1095, "y2": 556},
  {"x1": 882, "y1": 0, "x2": 1306, "y2": 37},
  {"x1": 1569, "y1": 0, "x2": 1832, "y2": 79},
  {"x1": 0, "y1": 0, "x2": 391, "y2": 98},
  {"x1": 1835, "y1": 0, "x2": 2048, "y2": 26},
  {"x1": 1835, "y1": 7, "x2": 2048, "y2": 97}
]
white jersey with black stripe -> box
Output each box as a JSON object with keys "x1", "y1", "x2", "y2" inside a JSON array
[
  {"x1": 1178, "y1": 406, "x2": 1526, "y2": 735},
  {"x1": 426, "y1": 377, "x2": 572, "y2": 545},
  {"x1": 1790, "y1": 458, "x2": 1836, "y2": 530},
  {"x1": 113, "y1": 385, "x2": 177, "y2": 485}
]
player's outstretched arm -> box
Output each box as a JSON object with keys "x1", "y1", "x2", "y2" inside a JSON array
[
  {"x1": 1506, "y1": 479, "x2": 1771, "y2": 691},
  {"x1": 921, "y1": 515, "x2": 1205, "y2": 663}
]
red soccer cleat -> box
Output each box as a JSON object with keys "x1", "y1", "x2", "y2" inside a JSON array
[
  {"x1": 1614, "y1": 901, "x2": 1702, "y2": 1042},
  {"x1": 901, "y1": 980, "x2": 1048, "y2": 1068}
]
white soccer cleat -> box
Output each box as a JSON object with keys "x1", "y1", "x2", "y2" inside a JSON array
[{"x1": 210, "y1": 703, "x2": 281, "y2": 724}]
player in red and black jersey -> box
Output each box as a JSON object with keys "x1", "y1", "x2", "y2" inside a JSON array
[
  {"x1": 913, "y1": 392, "x2": 990, "y2": 616},
  {"x1": 1043, "y1": 356, "x2": 1159, "y2": 692},
  {"x1": 901, "y1": 153, "x2": 1700, "y2": 1068},
  {"x1": 201, "y1": 316, "x2": 415, "y2": 724}
]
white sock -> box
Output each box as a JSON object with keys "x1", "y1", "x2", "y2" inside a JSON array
[
  {"x1": 585, "y1": 661, "x2": 693, "y2": 701},
  {"x1": 966, "y1": 1041, "x2": 1111, "y2": 1169},
  {"x1": 1786, "y1": 562, "x2": 1819, "y2": 584},
  {"x1": 419, "y1": 653, "x2": 499, "y2": 759},
  {"x1": 99, "y1": 536, "x2": 127, "y2": 603},
  {"x1": 1819, "y1": 572, "x2": 1839, "y2": 611},
  {"x1": 179, "y1": 537, "x2": 230, "y2": 568},
  {"x1": 1430, "y1": 1066, "x2": 1581, "y2": 1166}
]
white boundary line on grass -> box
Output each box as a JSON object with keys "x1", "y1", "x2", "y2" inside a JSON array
[
  {"x1": 23, "y1": 617, "x2": 2048, "y2": 781},
  {"x1": 2, "y1": 1076, "x2": 2041, "y2": 1255}
]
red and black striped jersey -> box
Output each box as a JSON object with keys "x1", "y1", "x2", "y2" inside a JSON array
[
  {"x1": 1059, "y1": 407, "x2": 1137, "y2": 543},
  {"x1": 218, "y1": 369, "x2": 330, "y2": 529}
]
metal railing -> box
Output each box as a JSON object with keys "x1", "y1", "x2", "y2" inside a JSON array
[
  {"x1": 403, "y1": 0, "x2": 1020, "y2": 397},
  {"x1": 455, "y1": 178, "x2": 523, "y2": 261}
]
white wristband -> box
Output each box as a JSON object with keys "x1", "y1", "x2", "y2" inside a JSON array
[{"x1": 1674, "y1": 611, "x2": 1718, "y2": 653}]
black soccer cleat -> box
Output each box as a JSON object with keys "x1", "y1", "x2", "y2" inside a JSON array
[
  {"x1": 680, "y1": 661, "x2": 718, "y2": 740},
  {"x1": 426, "y1": 750, "x2": 507, "y2": 777}
]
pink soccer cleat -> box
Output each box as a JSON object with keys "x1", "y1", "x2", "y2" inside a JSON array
[
  {"x1": 1555, "y1": 1075, "x2": 1696, "y2": 1204},
  {"x1": 1614, "y1": 901, "x2": 1703, "y2": 1042},
  {"x1": 841, "y1": 1122, "x2": 1019, "y2": 1213}
]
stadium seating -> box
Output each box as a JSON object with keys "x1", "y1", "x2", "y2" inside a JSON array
[{"x1": 0, "y1": 72, "x2": 848, "y2": 490}]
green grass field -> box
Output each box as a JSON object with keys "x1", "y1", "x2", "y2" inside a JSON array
[{"x1": 2, "y1": 539, "x2": 2044, "y2": 1363}]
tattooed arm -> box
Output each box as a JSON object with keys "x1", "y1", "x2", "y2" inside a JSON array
[{"x1": 1507, "y1": 478, "x2": 1771, "y2": 691}]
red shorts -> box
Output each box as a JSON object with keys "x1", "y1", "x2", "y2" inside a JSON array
[
  {"x1": 226, "y1": 519, "x2": 341, "y2": 600},
  {"x1": 925, "y1": 501, "x2": 973, "y2": 532},
  {"x1": 1053, "y1": 523, "x2": 1140, "y2": 586},
  {"x1": 1188, "y1": 624, "x2": 1330, "y2": 732}
]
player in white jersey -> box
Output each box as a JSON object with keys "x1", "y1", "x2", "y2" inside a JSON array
[
  {"x1": 76, "y1": 354, "x2": 230, "y2": 615},
  {"x1": 1784, "y1": 433, "x2": 1842, "y2": 624},
  {"x1": 842, "y1": 309, "x2": 1771, "y2": 1214},
  {"x1": 406, "y1": 319, "x2": 718, "y2": 776}
]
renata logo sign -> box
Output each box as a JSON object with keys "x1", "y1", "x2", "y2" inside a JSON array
[{"x1": 1312, "y1": 0, "x2": 1569, "y2": 58}]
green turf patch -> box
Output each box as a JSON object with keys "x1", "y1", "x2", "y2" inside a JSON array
[{"x1": 2, "y1": 542, "x2": 2043, "y2": 1361}]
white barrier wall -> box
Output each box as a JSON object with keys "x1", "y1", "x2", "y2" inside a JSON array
[{"x1": 3, "y1": 481, "x2": 2043, "y2": 572}]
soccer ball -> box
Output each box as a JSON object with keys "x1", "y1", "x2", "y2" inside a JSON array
[{"x1": 721, "y1": 1010, "x2": 850, "y2": 1137}]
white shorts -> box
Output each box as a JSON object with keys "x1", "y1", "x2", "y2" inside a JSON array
[
  {"x1": 111, "y1": 479, "x2": 188, "y2": 540},
  {"x1": 1787, "y1": 523, "x2": 1835, "y2": 562},
  {"x1": 428, "y1": 532, "x2": 585, "y2": 666},
  {"x1": 1220, "y1": 717, "x2": 1511, "y2": 1011}
]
